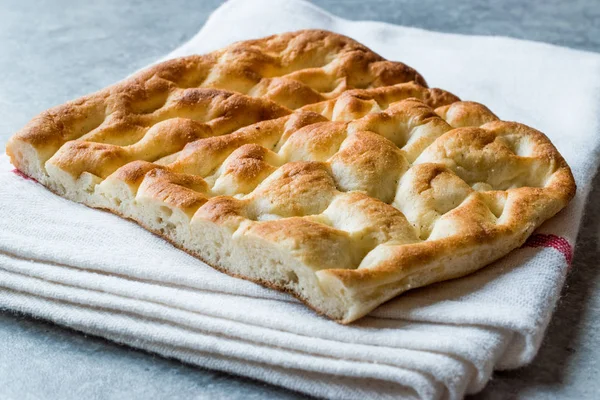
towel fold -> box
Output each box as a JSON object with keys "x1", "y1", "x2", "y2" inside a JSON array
[{"x1": 2, "y1": 0, "x2": 600, "y2": 398}]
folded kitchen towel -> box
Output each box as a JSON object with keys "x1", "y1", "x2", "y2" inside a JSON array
[{"x1": 1, "y1": 0, "x2": 600, "y2": 398}]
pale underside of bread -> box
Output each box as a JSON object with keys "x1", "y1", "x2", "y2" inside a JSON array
[{"x1": 7, "y1": 30, "x2": 576, "y2": 323}]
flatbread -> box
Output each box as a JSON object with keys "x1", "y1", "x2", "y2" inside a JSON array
[{"x1": 7, "y1": 30, "x2": 575, "y2": 323}]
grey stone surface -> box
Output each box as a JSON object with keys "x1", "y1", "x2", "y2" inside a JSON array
[{"x1": 1, "y1": 0, "x2": 599, "y2": 398}]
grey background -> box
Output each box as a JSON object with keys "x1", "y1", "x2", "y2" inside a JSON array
[{"x1": 1, "y1": 0, "x2": 599, "y2": 399}]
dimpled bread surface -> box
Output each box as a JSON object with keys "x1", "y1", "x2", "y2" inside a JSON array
[{"x1": 7, "y1": 30, "x2": 575, "y2": 323}]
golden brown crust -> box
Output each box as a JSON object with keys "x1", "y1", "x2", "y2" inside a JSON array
[
  {"x1": 435, "y1": 101, "x2": 498, "y2": 128},
  {"x1": 6, "y1": 30, "x2": 576, "y2": 324},
  {"x1": 301, "y1": 81, "x2": 459, "y2": 121},
  {"x1": 7, "y1": 30, "x2": 434, "y2": 174}
]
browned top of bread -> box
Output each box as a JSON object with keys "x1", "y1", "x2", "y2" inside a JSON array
[
  {"x1": 5, "y1": 30, "x2": 576, "y2": 323},
  {"x1": 8, "y1": 30, "x2": 431, "y2": 168}
]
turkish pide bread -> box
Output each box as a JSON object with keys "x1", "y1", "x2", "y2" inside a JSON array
[{"x1": 7, "y1": 30, "x2": 576, "y2": 323}]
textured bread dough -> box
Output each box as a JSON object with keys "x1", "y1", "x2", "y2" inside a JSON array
[{"x1": 7, "y1": 30, "x2": 575, "y2": 323}]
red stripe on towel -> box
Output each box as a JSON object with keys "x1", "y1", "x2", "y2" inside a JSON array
[
  {"x1": 12, "y1": 168, "x2": 38, "y2": 183},
  {"x1": 523, "y1": 234, "x2": 573, "y2": 266}
]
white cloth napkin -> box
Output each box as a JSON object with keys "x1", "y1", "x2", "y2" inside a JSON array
[{"x1": 2, "y1": 0, "x2": 600, "y2": 398}]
